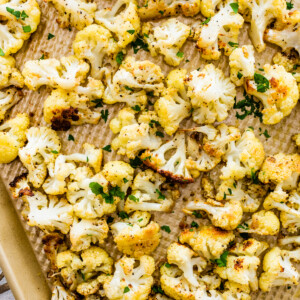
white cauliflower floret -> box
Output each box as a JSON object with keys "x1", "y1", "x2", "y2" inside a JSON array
[
  {"x1": 0, "y1": 56, "x2": 24, "y2": 88},
  {"x1": 103, "y1": 56, "x2": 164, "y2": 107},
  {"x1": 230, "y1": 239, "x2": 269, "y2": 257},
  {"x1": 221, "y1": 129, "x2": 265, "y2": 181},
  {"x1": 0, "y1": 0, "x2": 40, "y2": 55},
  {"x1": 111, "y1": 211, "x2": 161, "y2": 257},
  {"x1": 167, "y1": 243, "x2": 207, "y2": 287},
  {"x1": 245, "y1": 64, "x2": 299, "y2": 124},
  {"x1": 143, "y1": 19, "x2": 190, "y2": 66},
  {"x1": 140, "y1": 132, "x2": 194, "y2": 183},
  {"x1": 215, "y1": 255, "x2": 260, "y2": 292},
  {"x1": 103, "y1": 255, "x2": 155, "y2": 300},
  {"x1": 199, "y1": 0, "x2": 222, "y2": 17},
  {"x1": 0, "y1": 88, "x2": 22, "y2": 121},
  {"x1": 125, "y1": 169, "x2": 179, "y2": 212},
  {"x1": 259, "y1": 247, "x2": 300, "y2": 291},
  {"x1": 279, "y1": 235, "x2": 300, "y2": 246},
  {"x1": 179, "y1": 225, "x2": 235, "y2": 260},
  {"x1": 22, "y1": 55, "x2": 90, "y2": 90},
  {"x1": 109, "y1": 107, "x2": 136, "y2": 134},
  {"x1": 184, "y1": 198, "x2": 243, "y2": 230},
  {"x1": 0, "y1": 113, "x2": 29, "y2": 163},
  {"x1": 95, "y1": 0, "x2": 140, "y2": 48},
  {"x1": 46, "y1": 0, "x2": 97, "y2": 30},
  {"x1": 23, "y1": 191, "x2": 73, "y2": 234},
  {"x1": 73, "y1": 24, "x2": 119, "y2": 79},
  {"x1": 70, "y1": 218, "x2": 108, "y2": 252},
  {"x1": 222, "y1": 290, "x2": 251, "y2": 300},
  {"x1": 265, "y1": 10, "x2": 300, "y2": 54},
  {"x1": 18, "y1": 127, "x2": 61, "y2": 188},
  {"x1": 229, "y1": 45, "x2": 255, "y2": 86},
  {"x1": 186, "y1": 124, "x2": 241, "y2": 177},
  {"x1": 237, "y1": 210, "x2": 280, "y2": 235},
  {"x1": 239, "y1": 0, "x2": 287, "y2": 52},
  {"x1": 67, "y1": 167, "x2": 119, "y2": 219},
  {"x1": 51, "y1": 281, "x2": 75, "y2": 300},
  {"x1": 194, "y1": 1, "x2": 244, "y2": 60},
  {"x1": 155, "y1": 69, "x2": 191, "y2": 135},
  {"x1": 186, "y1": 64, "x2": 236, "y2": 124}
]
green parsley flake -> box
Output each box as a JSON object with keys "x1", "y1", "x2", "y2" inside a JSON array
[
  {"x1": 254, "y1": 73, "x2": 269, "y2": 93},
  {"x1": 127, "y1": 29, "x2": 135, "y2": 34},
  {"x1": 48, "y1": 33, "x2": 55, "y2": 40},
  {"x1": 176, "y1": 51, "x2": 184, "y2": 58},
  {"x1": 211, "y1": 250, "x2": 229, "y2": 267},
  {"x1": 192, "y1": 211, "x2": 202, "y2": 218},
  {"x1": 91, "y1": 99, "x2": 103, "y2": 108},
  {"x1": 237, "y1": 72, "x2": 243, "y2": 79},
  {"x1": 102, "y1": 145, "x2": 112, "y2": 152},
  {"x1": 228, "y1": 41, "x2": 239, "y2": 48},
  {"x1": 230, "y1": 2, "x2": 239, "y2": 13},
  {"x1": 116, "y1": 51, "x2": 124, "y2": 65},
  {"x1": 129, "y1": 156, "x2": 143, "y2": 168},
  {"x1": 51, "y1": 150, "x2": 58, "y2": 154},
  {"x1": 191, "y1": 221, "x2": 199, "y2": 228},
  {"x1": 118, "y1": 211, "x2": 129, "y2": 219},
  {"x1": 129, "y1": 195, "x2": 139, "y2": 202},
  {"x1": 161, "y1": 225, "x2": 171, "y2": 233},
  {"x1": 286, "y1": 0, "x2": 293, "y2": 9},
  {"x1": 155, "y1": 189, "x2": 166, "y2": 200},
  {"x1": 123, "y1": 286, "x2": 130, "y2": 293},
  {"x1": 68, "y1": 134, "x2": 75, "y2": 141},
  {"x1": 202, "y1": 16, "x2": 211, "y2": 25},
  {"x1": 101, "y1": 109, "x2": 109, "y2": 123},
  {"x1": 131, "y1": 105, "x2": 141, "y2": 111},
  {"x1": 0, "y1": 48, "x2": 5, "y2": 56},
  {"x1": 23, "y1": 25, "x2": 31, "y2": 33},
  {"x1": 156, "y1": 131, "x2": 164, "y2": 137}
]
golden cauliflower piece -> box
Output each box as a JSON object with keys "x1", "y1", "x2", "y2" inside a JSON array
[
  {"x1": 0, "y1": 88, "x2": 22, "y2": 122},
  {"x1": 0, "y1": 56, "x2": 24, "y2": 89},
  {"x1": 230, "y1": 238, "x2": 269, "y2": 257},
  {"x1": 0, "y1": 113, "x2": 29, "y2": 163},
  {"x1": 109, "y1": 107, "x2": 136, "y2": 134},
  {"x1": 245, "y1": 64, "x2": 299, "y2": 124},
  {"x1": 111, "y1": 211, "x2": 161, "y2": 257}
]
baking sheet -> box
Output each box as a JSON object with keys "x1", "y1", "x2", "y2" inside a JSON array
[{"x1": 0, "y1": 0, "x2": 300, "y2": 299}]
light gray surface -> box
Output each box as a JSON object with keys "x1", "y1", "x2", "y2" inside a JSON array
[{"x1": 0, "y1": 269, "x2": 14, "y2": 300}]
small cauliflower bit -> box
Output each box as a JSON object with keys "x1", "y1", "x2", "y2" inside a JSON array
[
  {"x1": 95, "y1": 0, "x2": 140, "y2": 48},
  {"x1": 259, "y1": 247, "x2": 300, "y2": 291},
  {"x1": 155, "y1": 69, "x2": 191, "y2": 135},
  {"x1": 67, "y1": 167, "x2": 119, "y2": 219},
  {"x1": 194, "y1": 1, "x2": 244, "y2": 60},
  {"x1": 45, "y1": 0, "x2": 97, "y2": 30},
  {"x1": 143, "y1": 19, "x2": 190, "y2": 66},
  {"x1": 0, "y1": 113, "x2": 29, "y2": 163},
  {"x1": 221, "y1": 129, "x2": 265, "y2": 181},
  {"x1": 138, "y1": 0, "x2": 201, "y2": 19},
  {"x1": 229, "y1": 45, "x2": 255, "y2": 86},
  {"x1": 51, "y1": 281, "x2": 76, "y2": 300},
  {"x1": 199, "y1": 0, "x2": 222, "y2": 17},
  {"x1": 111, "y1": 211, "x2": 161, "y2": 257},
  {"x1": 245, "y1": 64, "x2": 299, "y2": 124},
  {"x1": 73, "y1": 24, "x2": 119, "y2": 79},
  {"x1": 215, "y1": 255, "x2": 260, "y2": 292},
  {"x1": 230, "y1": 239, "x2": 269, "y2": 257},
  {"x1": 141, "y1": 132, "x2": 194, "y2": 183},
  {"x1": 0, "y1": 0, "x2": 40, "y2": 55},
  {"x1": 186, "y1": 64, "x2": 236, "y2": 124},
  {"x1": 22, "y1": 190, "x2": 73, "y2": 234},
  {"x1": 103, "y1": 56, "x2": 164, "y2": 108},
  {"x1": 0, "y1": 56, "x2": 24, "y2": 89},
  {"x1": 179, "y1": 225, "x2": 235, "y2": 260},
  {"x1": 279, "y1": 235, "x2": 300, "y2": 246},
  {"x1": 237, "y1": 210, "x2": 280, "y2": 235},
  {"x1": 184, "y1": 198, "x2": 243, "y2": 230},
  {"x1": 222, "y1": 290, "x2": 251, "y2": 300},
  {"x1": 186, "y1": 124, "x2": 240, "y2": 177},
  {"x1": 22, "y1": 55, "x2": 90, "y2": 90},
  {"x1": 111, "y1": 109, "x2": 162, "y2": 158},
  {"x1": 273, "y1": 51, "x2": 300, "y2": 72},
  {"x1": 70, "y1": 218, "x2": 108, "y2": 252},
  {"x1": 0, "y1": 88, "x2": 22, "y2": 121},
  {"x1": 103, "y1": 255, "x2": 155, "y2": 300},
  {"x1": 125, "y1": 169, "x2": 179, "y2": 212},
  {"x1": 239, "y1": 0, "x2": 287, "y2": 52},
  {"x1": 265, "y1": 10, "x2": 300, "y2": 54},
  {"x1": 293, "y1": 133, "x2": 300, "y2": 148}
]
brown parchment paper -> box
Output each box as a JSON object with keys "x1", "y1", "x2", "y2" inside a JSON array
[{"x1": 1, "y1": 0, "x2": 300, "y2": 299}]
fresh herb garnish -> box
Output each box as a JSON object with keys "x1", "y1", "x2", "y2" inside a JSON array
[
  {"x1": 91, "y1": 98, "x2": 103, "y2": 108},
  {"x1": 237, "y1": 223, "x2": 249, "y2": 230},
  {"x1": 123, "y1": 178, "x2": 129, "y2": 183},
  {"x1": 286, "y1": 0, "x2": 293, "y2": 9},
  {"x1": 101, "y1": 109, "x2": 109, "y2": 123},
  {"x1": 230, "y1": 2, "x2": 239, "y2": 13},
  {"x1": 192, "y1": 211, "x2": 202, "y2": 218},
  {"x1": 68, "y1": 134, "x2": 75, "y2": 141},
  {"x1": 116, "y1": 51, "x2": 124, "y2": 65},
  {"x1": 228, "y1": 41, "x2": 239, "y2": 48},
  {"x1": 129, "y1": 156, "x2": 143, "y2": 168},
  {"x1": 48, "y1": 33, "x2": 55, "y2": 40},
  {"x1": 127, "y1": 29, "x2": 135, "y2": 34},
  {"x1": 131, "y1": 35, "x2": 149, "y2": 54},
  {"x1": 23, "y1": 25, "x2": 31, "y2": 33},
  {"x1": 124, "y1": 286, "x2": 130, "y2": 293},
  {"x1": 237, "y1": 72, "x2": 243, "y2": 79},
  {"x1": 131, "y1": 105, "x2": 141, "y2": 111},
  {"x1": 211, "y1": 251, "x2": 229, "y2": 267},
  {"x1": 176, "y1": 51, "x2": 184, "y2": 58},
  {"x1": 129, "y1": 194, "x2": 139, "y2": 202},
  {"x1": 0, "y1": 48, "x2": 5, "y2": 56},
  {"x1": 155, "y1": 189, "x2": 166, "y2": 200},
  {"x1": 202, "y1": 16, "x2": 211, "y2": 25},
  {"x1": 191, "y1": 221, "x2": 199, "y2": 228},
  {"x1": 149, "y1": 119, "x2": 160, "y2": 128},
  {"x1": 156, "y1": 131, "x2": 164, "y2": 137},
  {"x1": 118, "y1": 211, "x2": 129, "y2": 219},
  {"x1": 161, "y1": 225, "x2": 171, "y2": 233},
  {"x1": 51, "y1": 150, "x2": 58, "y2": 154},
  {"x1": 102, "y1": 145, "x2": 112, "y2": 152},
  {"x1": 250, "y1": 168, "x2": 259, "y2": 184},
  {"x1": 152, "y1": 285, "x2": 164, "y2": 295},
  {"x1": 254, "y1": 73, "x2": 269, "y2": 93}
]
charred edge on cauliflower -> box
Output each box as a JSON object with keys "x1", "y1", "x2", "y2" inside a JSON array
[{"x1": 50, "y1": 107, "x2": 80, "y2": 131}]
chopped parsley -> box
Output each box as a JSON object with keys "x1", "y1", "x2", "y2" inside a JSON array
[
  {"x1": 156, "y1": 131, "x2": 164, "y2": 137},
  {"x1": 211, "y1": 250, "x2": 229, "y2": 267},
  {"x1": 165, "y1": 263, "x2": 171, "y2": 268},
  {"x1": 237, "y1": 72, "x2": 243, "y2": 79},
  {"x1": 102, "y1": 145, "x2": 112, "y2": 152},
  {"x1": 223, "y1": 192, "x2": 227, "y2": 200},
  {"x1": 118, "y1": 211, "x2": 129, "y2": 219},
  {"x1": 259, "y1": 128, "x2": 270, "y2": 138},
  {"x1": 152, "y1": 285, "x2": 164, "y2": 295},
  {"x1": 176, "y1": 51, "x2": 184, "y2": 58},
  {"x1": 116, "y1": 51, "x2": 124, "y2": 65},
  {"x1": 228, "y1": 188, "x2": 232, "y2": 195},
  {"x1": 230, "y1": 2, "x2": 239, "y2": 13},
  {"x1": 202, "y1": 16, "x2": 211, "y2": 25},
  {"x1": 254, "y1": 73, "x2": 269, "y2": 93},
  {"x1": 127, "y1": 29, "x2": 135, "y2": 34},
  {"x1": 250, "y1": 168, "x2": 259, "y2": 184},
  {"x1": 144, "y1": 33, "x2": 149, "y2": 38},
  {"x1": 192, "y1": 211, "x2": 202, "y2": 218},
  {"x1": 142, "y1": 156, "x2": 151, "y2": 161},
  {"x1": 47, "y1": 33, "x2": 55, "y2": 40},
  {"x1": 101, "y1": 109, "x2": 109, "y2": 123},
  {"x1": 125, "y1": 85, "x2": 134, "y2": 92},
  {"x1": 129, "y1": 156, "x2": 143, "y2": 168},
  {"x1": 68, "y1": 134, "x2": 75, "y2": 141},
  {"x1": 107, "y1": 216, "x2": 114, "y2": 223},
  {"x1": 228, "y1": 41, "x2": 239, "y2": 48},
  {"x1": 0, "y1": 48, "x2": 4, "y2": 56},
  {"x1": 286, "y1": 0, "x2": 293, "y2": 9},
  {"x1": 159, "y1": 10, "x2": 165, "y2": 15},
  {"x1": 91, "y1": 98, "x2": 103, "y2": 108},
  {"x1": 237, "y1": 223, "x2": 249, "y2": 230},
  {"x1": 129, "y1": 194, "x2": 139, "y2": 202},
  {"x1": 123, "y1": 178, "x2": 129, "y2": 183},
  {"x1": 123, "y1": 286, "x2": 130, "y2": 293},
  {"x1": 131, "y1": 105, "x2": 141, "y2": 111},
  {"x1": 191, "y1": 221, "x2": 199, "y2": 228},
  {"x1": 258, "y1": 68, "x2": 264, "y2": 71},
  {"x1": 149, "y1": 119, "x2": 160, "y2": 128},
  {"x1": 22, "y1": 25, "x2": 31, "y2": 33},
  {"x1": 131, "y1": 35, "x2": 149, "y2": 54},
  {"x1": 89, "y1": 182, "x2": 125, "y2": 204},
  {"x1": 161, "y1": 225, "x2": 171, "y2": 233},
  {"x1": 155, "y1": 189, "x2": 166, "y2": 200},
  {"x1": 51, "y1": 150, "x2": 58, "y2": 154},
  {"x1": 39, "y1": 54, "x2": 45, "y2": 60}
]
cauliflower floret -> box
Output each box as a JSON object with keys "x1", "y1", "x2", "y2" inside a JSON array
[
  {"x1": 0, "y1": 56, "x2": 24, "y2": 88},
  {"x1": 265, "y1": 10, "x2": 300, "y2": 54},
  {"x1": 67, "y1": 167, "x2": 119, "y2": 219},
  {"x1": 230, "y1": 239, "x2": 269, "y2": 257},
  {"x1": 44, "y1": 89, "x2": 101, "y2": 131},
  {"x1": 229, "y1": 45, "x2": 255, "y2": 86},
  {"x1": 0, "y1": 88, "x2": 22, "y2": 121},
  {"x1": 104, "y1": 255, "x2": 155, "y2": 300},
  {"x1": 279, "y1": 235, "x2": 300, "y2": 246},
  {"x1": 237, "y1": 210, "x2": 280, "y2": 235},
  {"x1": 184, "y1": 198, "x2": 243, "y2": 230},
  {"x1": 18, "y1": 126, "x2": 60, "y2": 187},
  {"x1": 186, "y1": 64, "x2": 236, "y2": 124},
  {"x1": 95, "y1": 0, "x2": 140, "y2": 48},
  {"x1": 109, "y1": 107, "x2": 137, "y2": 134},
  {"x1": 138, "y1": 0, "x2": 200, "y2": 19},
  {"x1": 46, "y1": 0, "x2": 97, "y2": 30},
  {"x1": 186, "y1": 124, "x2": 241, "y2": 177},
  {"x1": 293, "y1": 133, "x2": 300, "y2": 148},
  {"x1": 22, "y1": 55, "x2": 90, "y2": 90},
  {"x1": 73, "y1": 24, "x2": 119, "y2": 79},
  {"x1": 140, "y1": 132, "x2": 194, "y2": 183},
  {"x1": 0, "y1": 0, "x2": 40, "y2": 55},
  {"x1": 125, "y1": 169, "x2": 179, "y2": 212},
  {"x1": 142, "y1": 19, "x2": 190, "y2": 66},
  {"x1": 222, "y1": 290, "x2": 251, "y2": 300},
  {"x1": 194, "y1": 1, "x2": 244, "y2": 60},
  {"x1": 199, "y1": 0, "x2": 222, "y2": 17},
  {"x1": 272, "y1": 51, "x2": 300, "y2": 72},
  {"x1": 179, "y1": 225, "x2": 235, "y2": 260},
  {"x1": 70, "y1": 218, "x2": 109, "y2": 252},
  {"x1": 221, "y1": 129, "x2": 265, "y2": 181},
  {"x1": 51, "y1": 281, "x2": 75, "y2": 300},
  {"x1": 102, "y1": 161, "x2": 134, "y2": 193},
  {"x1": 245, "y1": 64, "x2": 299, "y2": 124},
  {"x1": 0, "y1": 113, "x2": 29, "y2": 163},
  {"x1": 111, "y1": 211, "x2": 161, "y2": 257},
  {"x1": 22, "y1": 191, "x2": 73, "y2": 234},
  {"x1": 259, "y1": 247, "x2": 300, "y2": 291},
  {"x1": 239, "y1": 0, "x2": 287, "y2": 52},
  {"x1": 215, "y1": 255, "x2": 260, "y2": 292}
]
